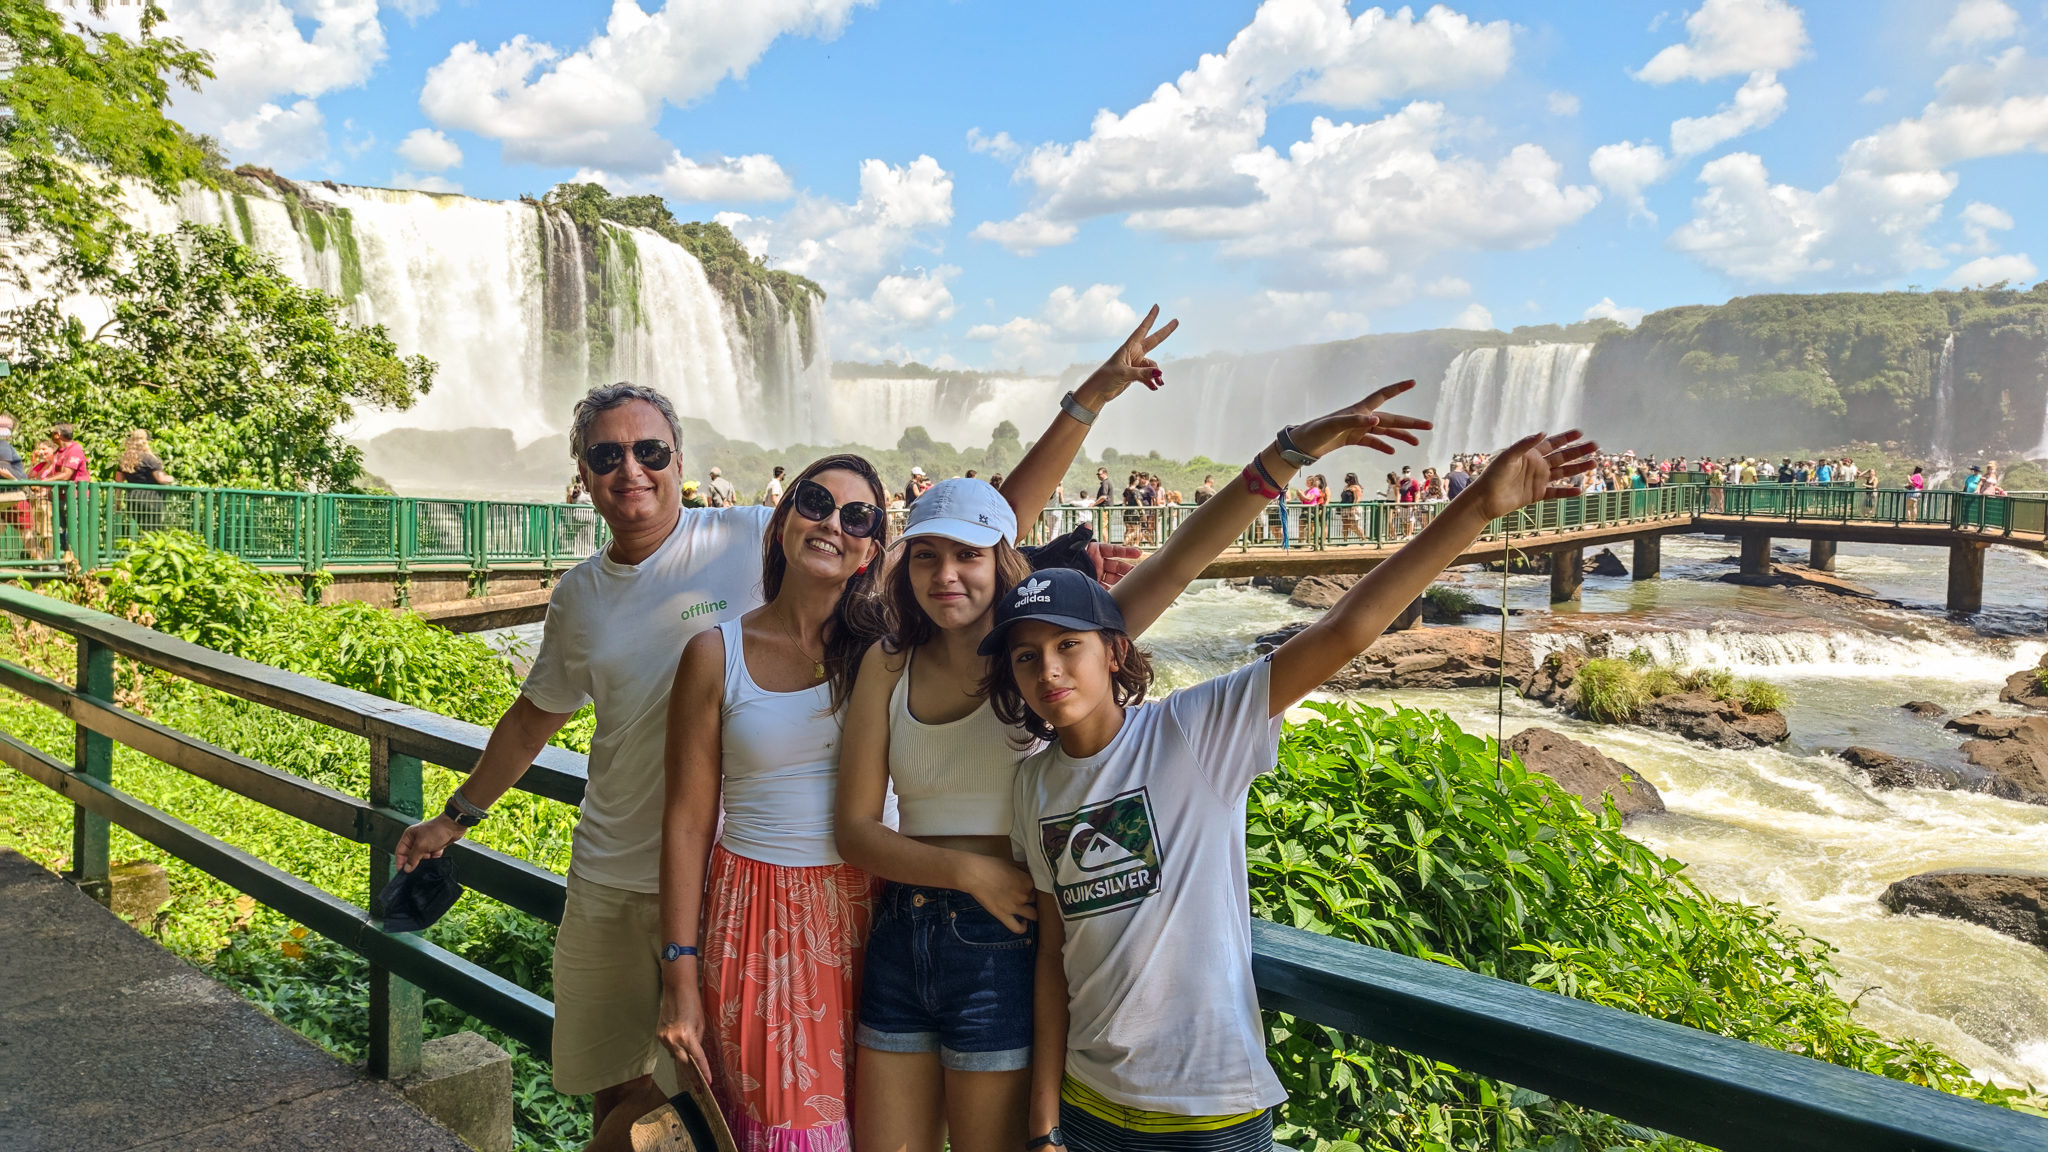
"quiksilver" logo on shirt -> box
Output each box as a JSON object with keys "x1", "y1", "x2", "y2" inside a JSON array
[
  {"x1": 1015, "y1": 577, "x2": 1051, "y2": 606},
  {"x1": 679, "y1": 599, "x2": 729, "y2": 621},
  {"x1": 1040, "y1": 788, "x2": 1160, "y2": 919}
]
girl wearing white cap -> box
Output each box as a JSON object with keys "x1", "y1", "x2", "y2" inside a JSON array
[{"x1": 835, "y1": 356, "x2": 1433, "y2": 1151}]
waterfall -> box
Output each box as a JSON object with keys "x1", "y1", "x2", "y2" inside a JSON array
[
  {"x1": 1429, "y1": 343, "x2": 1593, "y2": 461},
  {"x1": 1932, "y1": 332, "x2": 1956, "y2": 465},
  {"x1": 828, "y1": 375, "x2": 1065, "y2": 452},
  {"x1": 123, "y1": 178, "x2": 829, "y2": 448}
]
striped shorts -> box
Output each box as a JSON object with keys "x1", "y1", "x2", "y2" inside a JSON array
[{"x1": 1058, "y1": 1076, "x2": 1274, "y2": 1152}]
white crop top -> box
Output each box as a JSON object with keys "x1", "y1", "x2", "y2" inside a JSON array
[
  {"x1": 888, "y1": 650, "x2": 1039, "y2": 837},
  {"x1": 715, "y1": 618, "x2": 845, "y2": 867}
]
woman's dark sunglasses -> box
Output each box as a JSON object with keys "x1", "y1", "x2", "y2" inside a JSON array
[
  {"x1": 583, "y1": 439, "x2": 673, "y2": 475},
  {"x1": 793, "y1": 478, "x2": 883, "y2": 539}
]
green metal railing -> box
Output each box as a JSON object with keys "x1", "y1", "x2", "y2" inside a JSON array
[
  {"x1": 0, "y1": 481, "x2": 607, "y2": 577},
  {"x1": 0, "y1": 586, "x2": 2041, "y2": 1149}
]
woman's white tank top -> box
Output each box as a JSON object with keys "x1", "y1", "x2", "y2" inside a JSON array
[
  {"x1": 715, "y1": 618, "x2": 844, "y2": 867},
  {"x1": 887, "y1": 648, "x2": 1038, "y2": 837}
]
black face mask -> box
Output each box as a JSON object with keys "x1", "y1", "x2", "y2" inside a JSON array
[{"x1": 377, "y1": 856, "x2": 462, "y2": 933}]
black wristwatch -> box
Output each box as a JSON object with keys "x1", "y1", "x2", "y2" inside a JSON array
[
  {"x1": 1027, "y1": 1127, "x2": 1065, "y2": 1150},
  {"x1": 1275, "y1": 424, "x2": 1319, "y2": 467}
]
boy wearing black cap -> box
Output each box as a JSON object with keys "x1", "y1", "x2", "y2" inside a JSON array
[{"x1": 983, "y1": 430, "x2": 1597, "y2": 1152}]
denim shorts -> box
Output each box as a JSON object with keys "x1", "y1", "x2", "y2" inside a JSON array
[{"x1": 855, "y1": 883, "x2": 1037, "y2": 1071}]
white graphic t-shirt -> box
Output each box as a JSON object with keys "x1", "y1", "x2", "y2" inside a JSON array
[
  {"x1": 522, "y1": 505, "x2": 772, "y2": 892},
  {"x1": 1011, "y1": 657, "x2": 1287, "y2": 1116}
]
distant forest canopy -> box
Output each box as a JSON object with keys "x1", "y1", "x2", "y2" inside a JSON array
[{"x1": 1584, "y1": 282, "x2": 2048, "y2": 457}]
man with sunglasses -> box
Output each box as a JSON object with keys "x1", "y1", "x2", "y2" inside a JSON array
[{"x1": 392, "y1": 382, "x2": 783, "y2": 1151}]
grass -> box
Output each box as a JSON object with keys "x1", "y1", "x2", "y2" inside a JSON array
[
  {"x1": 1423, "y1": 584, "x2": 1478, "y2": 616},
  {"x1": 1569, "y1": 654, "x2": 1788, "y2": 723}
]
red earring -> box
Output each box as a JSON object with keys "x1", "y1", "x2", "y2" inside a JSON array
[{"x1": 857, "y1": 562, "x2": 869, "y2": 575}]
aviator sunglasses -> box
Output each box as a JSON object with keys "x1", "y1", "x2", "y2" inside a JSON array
[
  {"x1": 582, "y1": 438, "x2": 673, "y2": 475},
  {"x1": 792, "y1": 478, "x2": 883, "y2": 539}
]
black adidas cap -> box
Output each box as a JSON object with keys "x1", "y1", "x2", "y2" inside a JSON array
[{"x1": 977, "y1": 566, "x2": 1127, "y2": 656}]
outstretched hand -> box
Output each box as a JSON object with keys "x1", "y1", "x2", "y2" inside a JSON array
[
  {"x1": 1077, "y1": 305, "x2": 1178, "y2": 404},
  {"x1": 1466, "y1": 431, "x2": 1599, "y2": 519},
  {"x1": 1291, "y1": 379, "x2": 1432, "y2": 458}
]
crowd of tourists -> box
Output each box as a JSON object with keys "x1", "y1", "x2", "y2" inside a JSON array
[
  {"x1": 0, "y1": 418, "x2": 174, "y2": 560},
  {"x1": 390, "y1": 316, "x2": 1596, "y2": 1152}
]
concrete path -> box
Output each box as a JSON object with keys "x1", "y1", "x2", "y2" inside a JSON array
[{"x1": 0, "y1": 848, "x2": 469, "y2": 1152}]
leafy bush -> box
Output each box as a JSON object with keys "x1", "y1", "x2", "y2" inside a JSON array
[
  {"x1": 1570, "y1": 657, "x2": 1646, "y2": 723},
  {"x1": 104, "y1": 529, "x2": 290, "y2": 649},
  {"x1": 1423, "y1": 584, "x2": 1477, "y2": 616},
  {"x1": 1250, "y1": 702, "x2": 2038, "y2": 1148},
  {"x1": 1737, "y1": 678, "x2": 1790, "y2": 715}
]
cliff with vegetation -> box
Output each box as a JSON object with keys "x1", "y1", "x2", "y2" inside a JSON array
[{"x1": 1583, "y1": 283, "x2": 2048, "y2": 457}]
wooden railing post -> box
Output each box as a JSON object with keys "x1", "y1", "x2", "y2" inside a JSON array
[
  {"x1": 368, "y1": 733, "x2": 425, "y2": 1079},
  {"x1": 70, "y1": 635, "x2": 114, "y2": 902}
]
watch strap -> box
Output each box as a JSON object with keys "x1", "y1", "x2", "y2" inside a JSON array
[
  {"x1": 442, "y1": 796, "x2": 484, "y2": 828},
  {"x1": 1060, "y1": 391, "x2": 1098, "y2": 427},
  {"x1": 1275, "y1": 425, "x2": 1318, "y2": 467},
  {"x1": 663, "y1": 942, "x2": 700, "y2": 963},
  {"x1": 1026, "y1": 1127, "x2": 1065, "y2": 1150}
]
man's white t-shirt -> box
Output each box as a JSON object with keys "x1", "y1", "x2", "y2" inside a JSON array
[
  {"x1": 1011, "y1": 657, "x2": 1287, "y2": 1117},
  {"x1": 522, "y1": 505, "x2": 773, "y2": 892}
]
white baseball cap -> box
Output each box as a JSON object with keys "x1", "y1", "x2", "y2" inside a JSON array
[
  {"x1": 911, "y1": 466, "x2": 926, "y2": 476},
  {"x1": 901, "y1": 478, "x2": 1015, "y2": 547}
]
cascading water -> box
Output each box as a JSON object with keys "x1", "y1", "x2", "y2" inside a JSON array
[
  {"x1": 128, "y1": 179, "x2": 830, "y2": 447},
  {"x1": 828, "y1": 375, "x2": 1065, "y2": 453},
  {"x1": 1933, "y1": 331, "x2": 1956, "y2": 466},
  {"x1": 1429, "y1": 343, "x2": 1593, "y2": 461}
]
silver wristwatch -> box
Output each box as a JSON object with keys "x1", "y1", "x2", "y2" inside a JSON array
[{"x1": 1060, "y1": 391, "x2": 1098, "y2": 427}]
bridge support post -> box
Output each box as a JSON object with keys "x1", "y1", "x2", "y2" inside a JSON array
[
  {"x1": 1809, "y1": 539, "x2": 1836, "y2": 572},
  {"x1": 369, "y1": 735, "x2": 425, "y2": 1079},
  {"x1": 1739, "y1": 535, "x2": 1772, "y2": 575},
  {"x1": 69, "y1": 637, "x2": 113, "y2": 904},
  {"x1": 1948, "y1": 542, "x2": 1985, "y2": 616},
  {"x1": 1632, "y1": 535, "x2": 1661, "y2": 581},
  {"x1": 1550, "y1": 549, "x2": 1583, "y2": 603}
]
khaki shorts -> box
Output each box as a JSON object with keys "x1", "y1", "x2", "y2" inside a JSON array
[{"x1": 551, "y1": 872, "x2": 682, "y2": 1097}]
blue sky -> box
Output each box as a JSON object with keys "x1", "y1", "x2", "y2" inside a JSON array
[{"x1": 89, "y1": 0, "x2": 2048, "y2": 369}]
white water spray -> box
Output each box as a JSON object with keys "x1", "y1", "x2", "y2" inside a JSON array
[
  {"x1": 1933, "y1": 332, "x2": 1956, "y2": 467},
  {"x1": 1429, "y1": 343, "x2": 1592, "y2": 461}
]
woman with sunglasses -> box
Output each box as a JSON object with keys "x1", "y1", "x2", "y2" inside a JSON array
[
  {"x1": 656, "y1": 306, "x2": 1179, "y2": 1150},
  {"x1": 657, "y1": 452, "x2": 895, "y2": 1152},
  {"x1": 833, "y1": 371, "x2": 1431, "y2": 1152}
]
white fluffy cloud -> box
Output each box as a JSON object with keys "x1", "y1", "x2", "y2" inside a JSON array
[
  {"x1": 1939, "y1": 0, "x2": 2020, "y2": 47},
  {"x1": 967, "y1": 284, "x2": 1140, "y2": 370},
  {"x1": 396, "y1": 128, "x2": 463, "y2": 172},
  {"x1": 389, "y1": 170, "x2": 462, "y2": 194},
  {"x1": 1670, "y1": 47, "x2": 2048, "y2": 285},
  {"x1": 156, "y1": 0, "x2": 390, "y2": 168},
  {"x1": 1449, "y1": 302, "x2": 1494, "y2": 330},
  {"x1": 1958, "y1": 200, "x2": 2015, "y2": 252},
  {"x1": 1669, "y1": 71, "x2": 1789, "y2": 155},
  {"x1": 652, "y1": 154, "x2": 794, "y2": 202},
  {"x1": 1422, "y1": 276, "x2": 1472, "y2": 297},
  {"x1": 1547, "y1": 91, "x2": 1580, "y2": 116},
  {"x1": 1589, "y1": 140, "x2": 1677, "y2": 220},
  {"x1": 1633, "y1": 0, "x2": 1809, "y2": 84},
  {"x1": 1583, "y1": 297, "x2": 1646, "y2": 326},
  {"x1": 420, "y1": 0, "x2": 869, "y2": 173},
  {"x1": 969, "y1": 2, "x2": 1578, "y2": 292},
  {"x1": 1946, "y1": 253, "x2": 2038, "y2": 286},
  {"x1": 723, "y1": 156, "x2": 957, "y2": 352}
]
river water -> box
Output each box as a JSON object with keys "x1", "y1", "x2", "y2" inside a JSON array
[
  {"x1": 485, "y1": 532, "x2": 2048, "y2": 1087},
  {"x1": 1140, "y1": 534, "x2": 2048, "y2": 1088}
]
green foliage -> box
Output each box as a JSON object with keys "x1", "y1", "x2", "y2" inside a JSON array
[
  {"x1": 104, "y1": 528, "x2": 287, "y2": 649},
  {"x1": 1423, "y1": 584, "x2": 1477, "y2": 616},
  {"x1": 1736, "y1": 677, "x2": 1789, "y2": 715},
  {"x1": 3, "y1": 223, "x2": 434, "y2": 490},
  {"x1": 0, "y1": 0, "x2": 214, "y2": 283},
  {"x1": 1570, "y1": 655, "x2": 1783, "y2": 723},
  {"x1": 1251, "y1": 702, "x2": 2035, "y2": 1148},
  {"x1": 543, "y1": 181, "x2": 823, "y2": 313}
]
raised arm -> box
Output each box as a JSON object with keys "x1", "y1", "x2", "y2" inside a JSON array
[
  {"x1": 999, "y1": 306, "x2": 1177, "y2": 530},
  {"x1": 656, "y1": 628, "x2": 729, "y2": 1079},
  {"x1": 1267, "y1": 431, "x2": 1597, "y2": 714},
  {"x1": 1110, "y1": 381, "x2": 1430, "y2": 635}
]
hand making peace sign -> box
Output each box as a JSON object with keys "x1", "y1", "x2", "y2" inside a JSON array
[{"x1": 1076, "y1": 304, "x2": 1178, "y2": 404}]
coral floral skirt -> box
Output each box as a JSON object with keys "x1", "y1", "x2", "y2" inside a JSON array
[{"x1": 700, "y1": 844, "x2": 882, "y2": 1152}]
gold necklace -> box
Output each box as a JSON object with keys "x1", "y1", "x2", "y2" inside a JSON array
[{"x1": 778, "y1": 607, "x2": 825, "y2": 680}]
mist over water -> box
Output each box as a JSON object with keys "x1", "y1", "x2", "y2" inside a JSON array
[{"x1": 1140, "y1": 537, "x2": 2048, "y2": 1087}]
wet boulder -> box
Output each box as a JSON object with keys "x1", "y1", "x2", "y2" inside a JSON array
[
  {"x1": 1525, "y1": 647, "x2": 1586, "y2": 708},
  {"x1": 1879, "y1": 870, "x2": 2048, "y2": 951},
  {"x1": 1318, "y1": 627, "x2": 1535, "y2": 693},
  {"x1": 1507, "y1": 728, "x2": 1664, "y2": 820},
  {"x1": 1900, "y1": 701, "x2": 1947, "y2": 718},
  {"x1": 1997, "y1": 652, "x2": 2048, "y2": 712},
  {"x1": 1837, "y1": 747, "x2": 1998, "y2": 792},
  {"x1": 1287, "y1": 573, "x2": 1359, "y2": 610},
  {"x1": 1634, "y1": 692, "x2": 1788, "y2": 749},
  {"x1": 1584, "y1": 549, "x2": 1629, "y2": 577}
]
